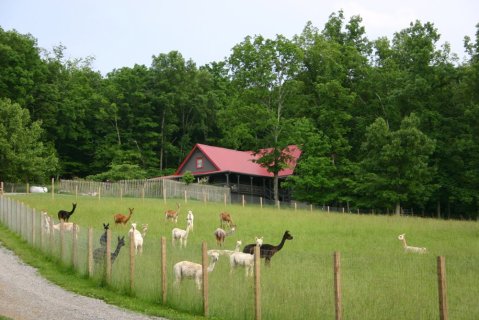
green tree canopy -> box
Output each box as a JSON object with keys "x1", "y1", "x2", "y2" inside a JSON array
[{"x1": 0, "y1": 98, "x2": 58, "y2": 182}]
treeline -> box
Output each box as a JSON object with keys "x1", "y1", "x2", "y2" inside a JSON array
[{"x1": 1, "y1": 11, "x2": 478, "y2": 218}]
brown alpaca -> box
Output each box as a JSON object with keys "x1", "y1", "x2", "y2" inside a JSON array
[
  {"x1": 113, "y1": 208, "x2": 134, "y2": 225},
  {"x1": 219, "y1": 212, "x2": 235, "y2": 228},
  {"x1": 165, "y1": 203, "x2": 180, "y2": 223},
  {"x1": 214, "y1": 227, "x2": 236, "y2": 247}
]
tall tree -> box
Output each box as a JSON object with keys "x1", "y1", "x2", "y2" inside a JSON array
[
  {"x1": 0, "y1": 98, "x2": 58, "y2": 182},
  {"x1": 224, "y1": 34, "x2": 304, "y2": 201},
  {"x1": 358, "y1": 114, "x2": 436, "y2": 214}
]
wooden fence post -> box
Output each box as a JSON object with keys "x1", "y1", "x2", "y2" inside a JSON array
[
  {"x1": 224, "y1": 192, "x2": 227, "y2": 207},
  {"x1": 49, "y1": 218, "x2": 54, "y2": 256},
  {"x1": 105, "y1": 229, "x2": 112, "y2": 284},
  {"x1": 72, "y1": 224, "x2": 78, "y2": 270},
  {"x1": 31, "y1": 208, "x2": 36, "y2": 246},
  {"x1": 184, "y1": 190, "x2": 188, "y2": 203},
  {"x1": 161, "y1": 236, "x2": 167, "y2": 304},
  {"x1": 260, "y1": 197, "x2": 263, "y2": 209},
  {"x1": 88, "y1": 227, "x2": 93, "y2": 277},
  {"x1": 437, "y1": 256, "x2": 448, "y2": 320},
  {"x1": 130, "y1": 231, "x2": 135, "y2": 293},
  {"x1": 334, "y1": 251, "x2": 342, "y2": 320},
  {"x1": 60, "y1": 221, "x2": 65, "y2": 262},
  {"x1": 75, "y1": 185, "x2": 78, "y2": 202},
  {"x1": 254, "y1": 245, "x2": 261, "y2": 320},
  {"x1": 294, "y1": 202, "x2": 297, "y2": 211},
  {"x1": 202, "y1": 241, "x2": 209, "y2": 317},
  {"x1": 242, "y1": 195, "x2": 245, "y2": 207},
  {"x1": 51, "y1": 178, "x2": 55, "y2": 200}
]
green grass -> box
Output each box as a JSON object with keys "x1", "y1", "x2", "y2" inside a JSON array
[{"x1": 3, "y1": 193, "x2": 479, "y2": 320}]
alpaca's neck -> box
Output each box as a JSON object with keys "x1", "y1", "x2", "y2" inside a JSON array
[
  {"x1": 276, "y1": 234, "x2": 288, "y2": 251},
  {"x1": 207, "y1": 261, "x2": 217, "y2": 273},
  {"x1": 401, "y1": 238, "x2": 408, "y2": 248},
  {"x1": 142, "y1": 228, "x2": 148, "y2": 238},
  {"x1": 111, "y1": 244, "x2": 123, "y2": 261},
  {"x1": 70, "y1": 206, "x2": 76, "y2": 214}
]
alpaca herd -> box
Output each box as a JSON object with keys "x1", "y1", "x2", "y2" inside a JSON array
[{"x1": 39, "y1": 201, "x2": 429, "y2": 294}]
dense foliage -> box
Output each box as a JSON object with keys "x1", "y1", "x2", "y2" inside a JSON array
[{"x1": 1, "y1": 11, "x2": 478, "y2": 218}]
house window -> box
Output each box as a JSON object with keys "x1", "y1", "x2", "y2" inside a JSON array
[{"x1": 196, "y1": 157, "x2": 203, "y2": 169}]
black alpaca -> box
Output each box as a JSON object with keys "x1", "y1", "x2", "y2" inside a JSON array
[
  {"x1": 99, "y1": 223, "x2": 109, "y2": 247},
  {"x1": 93, "y1": 236, "x2": 125, "y2": 264},
  {"x1": 58, "y1": 203, "x2": 77, "y2": 222},
  {"x1": 243, "y1": 230, "x2": 293, "y2": 266}
]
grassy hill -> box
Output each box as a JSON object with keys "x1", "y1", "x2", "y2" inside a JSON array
[{"x1": 5, "y1": 193, "x2": 479, "y2": 319}]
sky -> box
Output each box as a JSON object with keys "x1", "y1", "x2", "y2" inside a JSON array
[{"x1": 1, "y1": 0, "x2": 478, "y2": 75}]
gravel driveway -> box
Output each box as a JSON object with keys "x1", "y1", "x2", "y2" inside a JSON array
[{"x1": 0, "y1": 245, "x2": 167, "y2": 320}]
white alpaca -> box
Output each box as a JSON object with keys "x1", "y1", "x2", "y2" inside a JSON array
[
  {"x1": 186, "y1": 210, "x2": 194, "y2": 231},
  {"x1": 41, "y1": 211, "x2": 51, "y2": 233},
  {"x1": 52, "y1": 222, "x2": 78, "y2": 233},
  {"x1": 172, "y1": 224, "x2": 192, "y2": 248},
  {"x1": 42, "y1": 211, "x2": 79, "y2": 236},
  {"x1": 208, "y1": 240, "x2": 242, "y2": 257},
  {"x1": 255, "y1": 236, "x2": 263, "y2": 247},
  {"x1": 128, "y1": 223, "x2": 148, "y2": 255},
  {"x1": 398, "y1": 234, "x2": 427, "y2": 254},
  {"x1": 230, "y1": 251, "x2": 255, "y2": 277},
  {"x1": 173, "y1": 252, "x2": 220, "y2": 290}
]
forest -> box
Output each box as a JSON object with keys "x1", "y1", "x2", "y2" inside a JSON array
[{"x1": 0, "y1": 11, "x2": 478, "y2": 219}]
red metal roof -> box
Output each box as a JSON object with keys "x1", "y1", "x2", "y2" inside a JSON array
[{"x1": 175, "y1": 144, "x2": 301, "y2": 178}]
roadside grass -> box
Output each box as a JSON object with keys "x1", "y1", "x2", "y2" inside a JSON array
[
  {"x1": 4, "y1": 193, "x2": 479, "y2": 319},
  {"x1": 0, "y1": 223, "x2": 209, "y2": 320}
]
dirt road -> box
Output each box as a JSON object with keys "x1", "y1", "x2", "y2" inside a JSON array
[{"x1": 0, "y1": 245, "x2": 166, "y2": 320}]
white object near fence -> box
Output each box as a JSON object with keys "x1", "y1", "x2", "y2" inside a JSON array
[{"x1": 30, "y1": 186, "x2": 48, "y2": 193}]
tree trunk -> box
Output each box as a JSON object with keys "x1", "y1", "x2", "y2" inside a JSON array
[
  {"x1": 395, "y1": 202, "x2": 401, "y2": 215},
  {"x1": 437, "y1": 200, "x2": 441, "y2": 219},
  {"x1": 159, "y1": 109, "x2": 165, "y2": 172},
  {"x1": 273, "y1": 173, "x2": 279, "y2": 202}
]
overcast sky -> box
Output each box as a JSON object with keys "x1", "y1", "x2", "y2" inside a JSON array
[{"x1": 1, "y1": 0, "x2": 478, "y2": 75}]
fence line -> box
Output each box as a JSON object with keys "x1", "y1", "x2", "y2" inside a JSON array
[
  {"x1": 0, "y1": 194, "x2": 454, "y2": 320},
  {"x1": 58, "y1": 179, "x2": 231, "y2": 204},
  {"x1": 1, "y1": 179, "x2": 417, "y2": 216}
]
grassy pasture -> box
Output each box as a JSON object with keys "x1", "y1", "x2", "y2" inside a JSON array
[{"x1": 9, "y1": 193, "x2": 479, "y2": 320}]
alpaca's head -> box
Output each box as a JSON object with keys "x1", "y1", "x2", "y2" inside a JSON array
[
  {"x1": 103, "y1": 223, "x2": 109, "y2": 230},
  {"x1": 398, "y1": 234, "x2": 405, "y2": 241},
  {"x1": 284, "y1": 230, "x2": 293, "y2": 240},
  {"x1": 117, "y1": 236, "x2": 125, "y2": 248},
  {"x1": 255, "y1": 236, "x2": 264, "y2": 246},
  {"x1": 131, "y1": 222, "x2": 137, "y2": 230},
  {"x1": 209, "y1": 251, "x2": 220, "y2": 262}
]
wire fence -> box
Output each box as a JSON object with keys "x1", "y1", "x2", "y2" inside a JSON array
[{"x1": 0, "y1": 193, "x2": 469, "y2": 319}]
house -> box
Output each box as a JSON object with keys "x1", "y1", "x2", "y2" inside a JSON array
[{"x1": 173, "y1": 144, "x2": 301, "y2": 201}]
